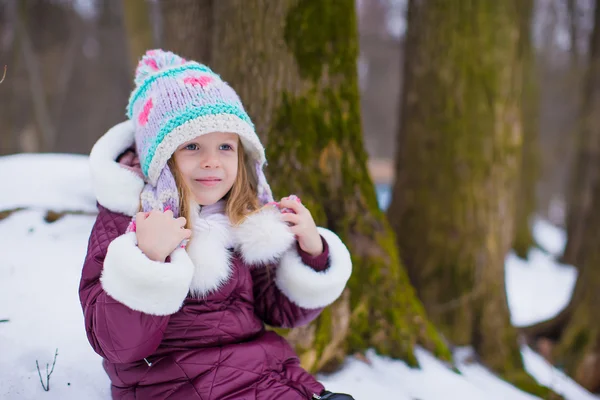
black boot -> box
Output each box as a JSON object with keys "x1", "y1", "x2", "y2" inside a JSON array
[{"x1": 314, "y1": 390, "x2": 355, "y2": 400}]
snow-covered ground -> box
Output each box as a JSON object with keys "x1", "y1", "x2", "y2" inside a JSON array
[{"x1": 0, "y1": 154, "x2": 595, "y2": 399}]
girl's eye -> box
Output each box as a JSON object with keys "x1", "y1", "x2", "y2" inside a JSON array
[
  {"x1": 184, "y1": 144, "x2": 198, "y2": 151},
  {"x1": 220, "y1": 144, "x2": 234, "y2": 151}
]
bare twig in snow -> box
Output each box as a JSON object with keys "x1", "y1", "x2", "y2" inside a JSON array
[
  {"x1": 0, "y1": 65, "x2": 6, "y2": 84},
  {"x1": 36, "y1": 348, "x2": 58, "y2": 391}
]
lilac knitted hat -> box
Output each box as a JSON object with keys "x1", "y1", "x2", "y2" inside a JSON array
[{"x1": 127, "y1": 49, "x2": 274, "y2": 217}]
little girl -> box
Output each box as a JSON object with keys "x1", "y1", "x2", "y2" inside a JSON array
[{"x1": 79, "y1": 49, "x2": 354, "y2": 400}]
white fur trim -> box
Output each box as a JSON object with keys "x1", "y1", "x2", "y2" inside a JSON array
[
  {"x1": 147, "y1": 114, "x2": 265, "y2": 185},
  {"x1": 187, "y1": 210, "x2": 235, "y2": 297},
  {"x1": 89, "y1": 121, "x2": 145, "y2": 216},
  {"x1": 275, "y1": 227, "x2": 352, "y2": 309},
  {"x1": 100, "y1": 232, "x2": 194, "y2": 316},
  {"x1": 234, "y1": 207, "x2": 296, "y2": 265}
]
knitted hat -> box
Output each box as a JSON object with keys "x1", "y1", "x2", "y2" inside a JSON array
[{"x1": 127, "y1": 49, "x2": 274, "y2": 217}]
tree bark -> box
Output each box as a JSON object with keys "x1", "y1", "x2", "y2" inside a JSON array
[
  {"x1": 387, "y1": 1, "x2": 555, "y2": 397},
  {"x1": 513, "y1": 0, "x2": 539, "y2": 259},
  {"x1": 15, "y1": 0, "x2": 73, "y2": 152},
  {"x1": 212, "y1": 0, "x2": 450, "y2": 373},
  {"x1": 122, "y1": 0, "x2": 154, "y2": 72},
  {"x1": 0, "y1": 0, "x2": 17, "y2": 154},
  {"x1": 523, "y1": 3, "x2": 600, "y2": 392},
  {"x1": 561, "y1": 0, "x2": 600, "y2": 268},
  {"x1": 56, "y1": 0, "x2": 131, "y2": 154},
  {"x1": 567, "y1": 0, "x2": 579, "y2": 67},
  {"x1": 526, "y1": 171, "x2": 600, "y2": 392},
  {"x1": 159, "y1": 0, "x2": 213, "y2": 64}
]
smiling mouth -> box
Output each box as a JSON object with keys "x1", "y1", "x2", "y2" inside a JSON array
[{"x1": 195, "y1": 178, "x2": 222, "y2": 187}]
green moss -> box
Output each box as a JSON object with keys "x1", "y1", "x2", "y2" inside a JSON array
[
  {"x1": 503, "y1": 371, "x2": 564, "y2": 400},
  {"x1": 571, "y1": 330, "x2": 590, "y2": 354},
  {"x1": 284, "y1": 0, "x2": 358, "y2": 83}
]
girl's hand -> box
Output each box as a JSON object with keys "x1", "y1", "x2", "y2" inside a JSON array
[
  {"x1": 278, "y1": 196, "x2": 323, "y2": 256},
  {"x1": 135, "y1": 209, "x2": 191, "y2": 262}
]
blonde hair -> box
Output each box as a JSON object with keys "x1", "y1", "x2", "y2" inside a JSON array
[{"x1": 167, "y1": 140, "x2": 261, "y2": 229}]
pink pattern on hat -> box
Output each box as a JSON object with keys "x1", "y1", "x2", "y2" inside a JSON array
[
  {"x1": 184, "y1": 76, "x2": 213, "y2": 87},
  {"x1": 138, "y1": 98, "x2": 154, "y2": 126},
  {"x1": 144, "y1": 58, "x2": 159, "y2": 71}
]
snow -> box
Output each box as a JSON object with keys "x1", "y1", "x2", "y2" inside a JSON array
[
  {"x1": 0, "y1": 154, "x2": 97, "y2": 213},
  {"x1": 506, "y1": 218, "x2": 576, "y2": 327},
  {"x1": 0, "y1": 210, "x2": 108, "y2": 398},
  {"x1": 0, "y1": 154, "x2": 596, "y2": 399}
]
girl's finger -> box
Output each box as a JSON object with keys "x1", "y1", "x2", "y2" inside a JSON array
[
  {"x1": 180, "y1": 228, "x2": 192, "y2": 240},
  {"x1": 289, "y1": 224, "x2": 302, "y2": 237},
  {"x1": 280, "y1": 212, "x2": 301, "y2": 225},
  {"x1": 279, "y1": 197, "x2": 306, "y2": 215},
  {"x1": 175, "y1": 217, "x2": 187, "y2": 227}
]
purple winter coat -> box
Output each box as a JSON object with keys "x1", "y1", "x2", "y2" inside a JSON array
[{"x1": 79, "y1": 121, "x2": 353, "y2": 399}]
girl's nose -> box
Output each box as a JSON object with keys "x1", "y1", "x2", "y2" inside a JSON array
[{"x1": 202, "y1": 151, "x2": 220, "y2": 169}]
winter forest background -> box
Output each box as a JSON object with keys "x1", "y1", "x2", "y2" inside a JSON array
[{"x1": 3, "y1": 0, "x2": 600, "y2": 399}]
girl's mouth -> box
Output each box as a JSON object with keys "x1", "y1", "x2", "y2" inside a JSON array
[{"x1": 195, "y1": 178, "x2": 222, "y2": 187}]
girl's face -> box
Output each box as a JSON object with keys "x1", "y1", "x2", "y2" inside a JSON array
[{"x1": 173, "y1": 132, "x2": 239, "y2": 206}]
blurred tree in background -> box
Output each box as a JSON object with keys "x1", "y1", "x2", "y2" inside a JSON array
[
  {"x1": 562, "y1": 0, "x2": 600, "y2": 268},
  {"x1": 524, "y1": 0, "x2": 600, "y2": 392},
  {"x1": 122, "y1": 0, "x2": 152, "y2": 71},
  {"x1": 159, "y1": 0, "x2": 212, "y2": 63},
  {"x1": 514, "y1": 0, "x2": 541, "y2": 260},
  {"x1": 0, "y1": 0, "x2": 131, "y2": 155},
  {"x1": 387, "y1": 0, "x2": 554, "y2": 396}
]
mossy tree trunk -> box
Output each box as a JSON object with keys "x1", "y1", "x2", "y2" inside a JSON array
[
  {"x1": 212, "y1": 0, "x2": 450, "y2": 373},
  {"x1": 525, "y1": 172, "x2": 600, "y2": 392},
  {"x1": 122, "y1": 0, "x2": 153, "y2": 72},
  {"x1": 513, "y1": 0, "x2": 540, "y2": 260},
  {"x1": 159, "y1": 0, "x2": 213, "y2": 64},
  {"x1": 561, "y1": 0, "x2": 600, "y2": 268},
  {"x1": 523, "y1": 3, "x2": 600, "y2": 392},
  {"x1": 525, "y1": 206, "x2": 600, "y2": 393},
  {"x1": 387, "y1": 1, "x2": 555, "y2": 397}
]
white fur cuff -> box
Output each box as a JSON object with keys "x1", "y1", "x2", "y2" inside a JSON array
[
  {"x1": 100, "y1": 232, "x2": 194, "y2": 316},
  {"x1": 235, "y1": 207, "x2": 296, "y2": 265},
  {"x1": 275, "y1": 227, "x2": 352, "y2": 309}
]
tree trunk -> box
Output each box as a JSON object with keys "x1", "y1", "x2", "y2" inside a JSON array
[
  {"x1": 561, "y1": 0, "x2": 600, "y2": 268},
  {"x1": 159, "y1": 0, "x2": 213, "y2": 64},
  {"x1": 56, "y1": 0, "x2": 131, "y2": 154},
  {"x1": 525, "y1": 175, "x2": 600, "y2": 392},
  {"x1": 122, "y1": 0, "x2": 153, "y2": 72},
  {"x1": 0, "y1": 0, "x2": 18, "y2": 155},
  {"x1": 523, "y1": 2, "x2": 600, "y2": 393},
  {"x1": 15, "y1": 0, "x2": 73, "y2": 152},
  {"x1": 212, "y1": 0, "x2": 450, "y2": 373},
  {"x1": 567, "y1": 0, "x2": 579, "y2": 68},
  {"x1": 513, "y1": 0, "x2": 539, "y2": 259},
  {"x1": 387, "y1": 1, "x2": 556, "y2": 397}
]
